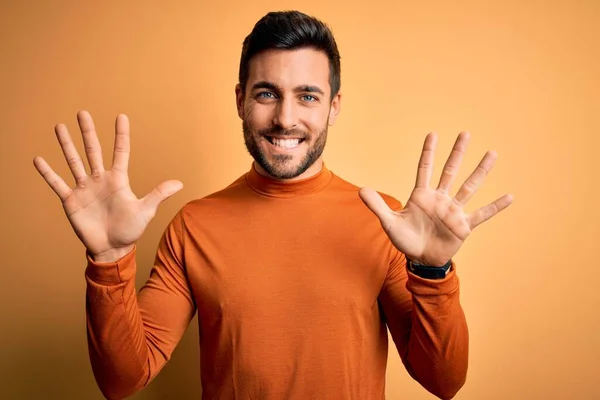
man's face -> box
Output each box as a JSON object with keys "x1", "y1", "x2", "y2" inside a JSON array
[{"x1": 236, "y1": 48, "x2": 341, "y2": 180}]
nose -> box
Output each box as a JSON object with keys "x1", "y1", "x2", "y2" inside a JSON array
[{"x1": 272, "y1": 98, "x2": 298, "y2": 129}]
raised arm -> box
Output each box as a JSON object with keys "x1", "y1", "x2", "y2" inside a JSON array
[
  {"x1": 361, "y1": 131, "x2": 513, "y2": 398},
  {"x1": 34, "y1": 111, "x2": 192, "y2": 399},
  {"x1": 378, "y1": 248, "x2": 468, "y2": 400},
  {"x1": 85, "y1": 210, "x2": 196, "y2": 399}
]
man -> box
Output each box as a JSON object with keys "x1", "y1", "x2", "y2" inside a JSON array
[{"x1": 33, "y1": 10, "x2": 512, "y2": 400}]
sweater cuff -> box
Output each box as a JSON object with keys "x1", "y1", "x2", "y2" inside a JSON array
[
  {"x1": 85, "y1": 246, "x2": 137, "y2": 286},
  {"x1": 406, "y1": 261, "x2": 459, "y2": 296}
]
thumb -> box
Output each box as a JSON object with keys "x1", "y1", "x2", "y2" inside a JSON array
[
  {"x1": 359, "y1": 187, "x2": 393, "y2": 228},
  {"x1": 142, "y1": 179, "x2": 184, "y2": 214}
]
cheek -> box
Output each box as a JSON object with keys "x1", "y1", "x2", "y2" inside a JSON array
[
  {"x1": 243, "y1": 102, "x2": 256, "y2": 120},
  {"x1": 245, "y1": 103, "x2": 272, "y2": 125},
  {"x1": 303, "y1": 109, "x2": 329, "y2": 131}
]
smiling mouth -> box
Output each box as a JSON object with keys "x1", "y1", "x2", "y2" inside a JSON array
[{"x1": 265, "y1": 136, "x2": 306, "y2": 149}]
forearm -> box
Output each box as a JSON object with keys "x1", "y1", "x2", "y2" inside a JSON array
[
  {"x1": 84, "y1": 223, "x2": 196, "y2": 399},
  {"x1": 403, "y1": 270, "x2": 469, "y2": 400},
  {"x1": 85, "y1": 248, "x2": 154, "y2": 400}
]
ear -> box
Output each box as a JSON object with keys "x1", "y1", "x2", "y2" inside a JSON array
[
  {"x1": 235, "y1": 83, "x2": 245, "y2": 120},
  {"x1": 328, "y1": 91, "x2": 342, "y2": 126}
]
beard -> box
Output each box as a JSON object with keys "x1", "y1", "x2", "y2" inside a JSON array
[{"x1": 242, "y1": 118, "x2": 328, "y2": 180}]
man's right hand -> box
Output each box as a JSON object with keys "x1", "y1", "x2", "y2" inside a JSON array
[{"x1": 33, "y1": 111, "x2": 183, "y2": 263}]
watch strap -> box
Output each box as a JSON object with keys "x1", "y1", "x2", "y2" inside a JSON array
[{"x1": 407, "y1": 258, "x2": 452, "y2": 280}]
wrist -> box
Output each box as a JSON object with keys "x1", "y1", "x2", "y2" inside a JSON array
[
  {"x1": 406, "y1": 258, "x2": 452, "y2": 279},
  {"x1": 91, "y1": 245, "x2": 135, "y2": 263}
]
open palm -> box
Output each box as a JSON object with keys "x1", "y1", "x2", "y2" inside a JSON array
[
  {"x1": 360, "y1": 131, "x2": 513, "y2": 267},
  {"x1": 33, "y1": 111, "x2": 183, "y2": 262}
]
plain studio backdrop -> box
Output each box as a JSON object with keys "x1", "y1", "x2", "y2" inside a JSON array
[{"x1": 1, "y1": 1, "x2": 598, "y2": 399}]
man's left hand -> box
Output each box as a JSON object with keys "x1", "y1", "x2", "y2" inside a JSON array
[{"x1": 359, "y1": 131, "x2": 513, "y2": 267}]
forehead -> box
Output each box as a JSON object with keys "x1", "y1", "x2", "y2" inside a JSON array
[{"x1": 247, "y1": 48, "x2": 330, "y2": 92}]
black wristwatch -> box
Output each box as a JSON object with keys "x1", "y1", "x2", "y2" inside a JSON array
[{"x1": 407, "y1": 258, "x2": 452, "y2": 280}]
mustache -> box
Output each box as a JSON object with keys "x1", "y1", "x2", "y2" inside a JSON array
[{"x1": 256, "y1": 126, "x2": 309, "y2": 139}]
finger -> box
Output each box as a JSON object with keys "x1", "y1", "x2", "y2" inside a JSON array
[
  {"x1": 77, "y1": 110, "x2": 105, "y2": 175},
  {"x1": 454, "y1": 150, "x2": 497, "y2": 205},
  {"x1": 55, "y1": 123, "x2": 87, "y2": 184},
  {"x1": 141, "y1": 180, "x2": 184, "y2": 216},
  {"x1": 358, "y1": 187, "x2": 394, "y2": 231},
  {"x1": 33, "y1": 156, "x2": 72, "y2": 200},
  {"x1": 468, "y1": 194, "x2": 514, "y2": 229},
  {"x1": 437, "y1": 131, "x2": 470, "y2": 193},
  {"x1": 415, "y1": 132, "x2": 437, "y2": 188},
  {"x1": 112, "y1": 114, "x2": 130, "y2": 172}
]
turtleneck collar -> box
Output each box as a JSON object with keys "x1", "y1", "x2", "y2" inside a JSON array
[{"x1": 245, "y1": 162, "x2": 333, "y2": 198}]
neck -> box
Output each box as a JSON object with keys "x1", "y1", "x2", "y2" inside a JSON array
[{"x1": 246, "y1": 159, "x2": 332, "y2": 198}]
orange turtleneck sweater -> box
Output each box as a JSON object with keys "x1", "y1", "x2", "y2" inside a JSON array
[{"x1": 84, "y1": 163, "x2": 469, "y2": 400}]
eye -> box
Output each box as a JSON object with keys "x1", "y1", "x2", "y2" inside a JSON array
[
  {"x1": 301, "y1": 94, "x2": 318, "y2": 102},
  {"x1": 257, "y1": 91, "x2": 276, "y2": 99}
]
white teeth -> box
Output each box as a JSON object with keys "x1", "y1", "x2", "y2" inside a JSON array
[{"x1": 272, "y1": 138, "x2": 300, "y2": 149}]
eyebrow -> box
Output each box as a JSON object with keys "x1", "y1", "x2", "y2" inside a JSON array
[{"x1": 250, "y1": 81, "x2": 325, "y2": 96}]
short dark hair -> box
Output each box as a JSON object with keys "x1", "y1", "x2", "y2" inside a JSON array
[{"x1": 238, "y1": 10, "x2": 341, "y2": 100}]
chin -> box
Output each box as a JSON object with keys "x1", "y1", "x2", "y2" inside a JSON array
[{"x1": 261, "y1": 159, "x2": 310, "y2": 180}]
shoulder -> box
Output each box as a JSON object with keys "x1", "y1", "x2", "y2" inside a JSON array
[
  {"x1": 376, "y1": 191, "x2": 403, "y2": 211},
  {"x1": 329, "y1": 171, "x2": 404, "y2": 211},
  {"x1": 176, "y1": 172, "x2": 250, "y2": 219}
]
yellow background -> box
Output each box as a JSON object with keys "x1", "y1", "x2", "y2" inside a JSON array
[{"x1": 1, "y1": 0, "x2": 598, "y2": 399}]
